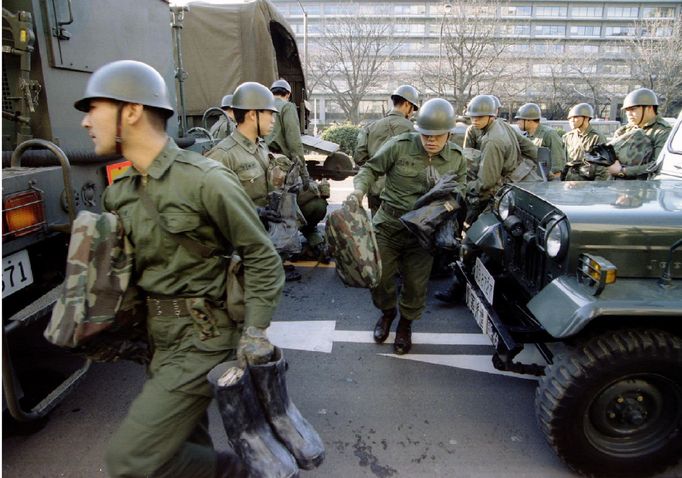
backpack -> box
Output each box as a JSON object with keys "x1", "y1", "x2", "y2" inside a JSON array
[{"x1": 325, "y1": 199, "x2": 382, "y2": 288}]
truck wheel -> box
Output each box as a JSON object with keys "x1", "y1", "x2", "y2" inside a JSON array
[{"x1": 535, "y1": 329, "x2": 682, "y2": 477}]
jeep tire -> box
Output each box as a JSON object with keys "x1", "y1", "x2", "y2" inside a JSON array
[{"x1": 535, "y1": 329, "x2": 682, "y2": 478}]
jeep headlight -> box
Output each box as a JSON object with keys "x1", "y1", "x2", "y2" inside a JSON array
[
  {"x1": 496, "y1": 188, "x2": 514, "y2": 220},
  {"x1": 544, "y1": 217, "x2": 568, "y2": 260}
]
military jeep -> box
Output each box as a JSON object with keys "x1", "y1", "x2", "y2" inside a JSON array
[{"x1": 458, "y1": 113, "x2": 682, "y2": 477}]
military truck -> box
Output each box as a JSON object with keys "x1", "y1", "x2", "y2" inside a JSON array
[
  {"x1": 1, "y1": 0, "x2": 321, "y2": 427},
  {"x1": 457, "y1": 112, "x2": 682, "y2": 477}
]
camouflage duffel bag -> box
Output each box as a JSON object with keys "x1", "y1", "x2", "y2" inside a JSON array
[
  {"x1": 325, "y1": 198, "x2": 382, "y2": 288},
  {"x1": 610, "y1": 127, "x2": 654, "y2": 167}
]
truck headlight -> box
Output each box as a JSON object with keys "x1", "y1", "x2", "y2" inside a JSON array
[
  {"x1": 496, "y1": 188, "x2": 514, "y2": 220},
  {"x1": 544, "y1": 217, "x2": 568, "y2": 260}
]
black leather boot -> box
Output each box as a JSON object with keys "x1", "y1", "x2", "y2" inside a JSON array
[
  {"x1": 394, "y1": 317, "x2": 412, "y2": 355},
  {"x1": 208, "y1": 362, "x2": 299, "y2": 478},
  {"x1": 434, "y1": 276, "x2": 465, "y2": 304},
  {"x1": 373, "y1": 308, "x2": 397, "y2": 344},
  {"x1": 250, "y1": 347, "x2": 325, "y2": 470},
  {"x1": 215, "y1": 450, "x2": 248, "y2": 478}
]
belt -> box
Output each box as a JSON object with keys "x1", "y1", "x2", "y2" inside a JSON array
[
  {"x1": 146, "y1": 297, "x2": 191, "y2": 317},
  {"x1": 380, "y1": 203, "x2": 409, "y2": 219}
]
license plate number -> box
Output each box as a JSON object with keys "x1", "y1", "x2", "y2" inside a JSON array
[
  {"x1": 473, "y1": 258, "x2": 495, "y2": 305},
  {"x1": 466, "y1": 283, "x2": 498, "y2": 347},
  {"x1": 2, "y1": 250, "x2": 34, "y2": 298}
]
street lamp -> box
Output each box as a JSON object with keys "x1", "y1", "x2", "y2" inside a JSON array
[
  {"x1": 296, "y1": 0, "x2": 308, "y2": 81},
  {"x1": 437, "y1": 1, "x2": 452, "y2": 96}
]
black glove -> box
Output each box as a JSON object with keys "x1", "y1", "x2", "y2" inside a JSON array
[{"x1": 256, "y1": 207, "x2": 283, "y2": 226}]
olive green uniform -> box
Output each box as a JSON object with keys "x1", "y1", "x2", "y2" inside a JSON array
[
  {"x1": 103, "y1": 140, "x2": 284, "y2": 478},
  {"x1": 266, "y1": 97, "x2": 328, "y2": 246},
  {"x1": 354, "y1": 111, "x2": 414, "y2": 213},
  {"x1": 527, "y1": 123, "x2": 565, "y2": 174},
  {"x1": 563, "y1": 125, "x2": 607, "y2": 181},
  {"x1": 209, "y1": 115, "x2": 236, "y2": 141},
  {"x1": 354, "y1": 133, "x2": 466, "y2": 322},
  {"x1": 207, "y1": 130, "x2": 272, "y2": 207},
  {"x1": 463, "y1": 125, "x2": 483, "y2": 150},
  {"x1": 469, "y1": 119, "x2": 538, "y2": 204},
  {"x1": 612, "y1": 114, "x2": 672, "y2": 179}
]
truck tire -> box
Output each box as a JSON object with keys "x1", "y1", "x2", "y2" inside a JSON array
[{"x1": 535, "y1": 329, "x2": 682, "y2": 478}]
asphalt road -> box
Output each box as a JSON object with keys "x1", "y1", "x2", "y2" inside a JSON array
[{"x1": 3, "y1": 179, "x2": 681, "y2": 478}]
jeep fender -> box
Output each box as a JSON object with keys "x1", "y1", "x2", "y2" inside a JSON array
[
  {"x1": 527, "y1": 275, "x2": 682, "y2": 338},
  {"x1": 462, "y1": 212, "x2": 504, "y2": 263}
]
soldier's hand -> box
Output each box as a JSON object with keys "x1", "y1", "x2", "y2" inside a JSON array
[
  {"x1": 607, "y1": 160, "x2": 623, "y2": 177},
  {"x1": 256, "y1": 207, "x2": 283, "y2": 226},
  {"x1": 237, "y1": 326, "x2": 274, "y2": 368},
  {"x1": 345, "y1": 190, "x2": 364, "y2": 210}
]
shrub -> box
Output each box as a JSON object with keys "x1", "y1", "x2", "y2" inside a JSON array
[{"x1": 320, "y1": 123, "x2": 361, "y2": 155}]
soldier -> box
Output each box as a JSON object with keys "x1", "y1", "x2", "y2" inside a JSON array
[
  {"x1": 463, "y1": 94, "x2": 501, "y2": 150},
  {"x1": 206, "y1": 82, "x2": 301, "y2": 281},
  {"x1": 354, "y1": 84, "x2": 420, "y2": 214},
  {"x1": 515, "y1": 103, "x2": 565, "y2": 179},
  {"x1": 607, "y1": 88, "x2": 672, "y2": 179},
  {"x1": 562, "y1": 103, "x2": 608, "y2": 181},
  {"x1": 209, "y1": 93, "x2": 236, "y2": 141},
  {"x1": 76, "y1": 60, "x2": 284, "y2": 478},
  {"x1": 435, "y1": 95, "x2": 538, "y2": 304},
  {"x1": 348, "y1": 98, "x2": 466, "y2": 355},
  {"x1": 266, "y1": 79, "x2": 328, "y2": 257}
]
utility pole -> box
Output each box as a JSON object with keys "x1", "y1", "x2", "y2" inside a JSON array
[{"x1": 437, "y1": 1, "x2": 452, "y2": 96}]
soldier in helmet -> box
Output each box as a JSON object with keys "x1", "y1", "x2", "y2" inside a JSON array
[
  {"x1": 348, "y1": 98, "x2": 466, "y2": 355},
  {"x1": 209, "y1": 93, "x2": 236, "y2": 141},
  {"x1": 435, "y1": 94, "x2": 538, "y2": 304},
  {"x1": 607, "y1": 88, "x2": 672, "y2": 179},
  {"x1": 77, "y1": 61, "x2": 283, "y2": 478},
  {"x1": 354, "y1": 84, "x2": 420, "y2": 215},
  {"x1": 515, "y1": 103, "x2": 565, "y2": 178},
  {"x1": 463, "y1": 94, "x2": 501, "y2": 150},
  {"x1": 206, "y1": 82, "x2": 302, "y2": 281},
  {"x1": 265, "y1": 78, "x2": 329, "y2": 260},
  {"x1": 562, "y1": 103, "x2": 608, "y2": 181}
]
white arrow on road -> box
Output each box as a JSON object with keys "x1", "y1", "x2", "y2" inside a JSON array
[{"x1": 268, "y1": 321, "x2": 540, "y2": 380}]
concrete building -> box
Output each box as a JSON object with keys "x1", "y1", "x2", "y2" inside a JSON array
[{"x1": 270, "y1": 0, "x2": 681, "y2": 125}]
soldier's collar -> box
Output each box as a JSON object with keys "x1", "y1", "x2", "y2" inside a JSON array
[
  {"x1": 146, "y1": 138, "x2": 182, "y2": 180},
  {"x1": 232, "y1": 129, "x2": 260, "y2": 154}
]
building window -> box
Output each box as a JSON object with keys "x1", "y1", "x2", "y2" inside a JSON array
[
  {"x1": 532, "y1": 64, "x2": 555, "y2": 76},
  {"x1": 394, "y1": 23, "x2": 425, "y2": 36},
  {"x1": 501, "y1": 5, "x2": 532, "y2": 16},
  {"x1": 569, "y1": 25, "x2": 601, "y2": 37},
  {"x1": 499, "y1": 24, "x2": 531, "y2": 36},
  {"x1": 604, "y1": 26, "x2": 636, "y2": 37},
  {"x1": 394, "y1": 4, "x2": 426, "y2": 16},
  {"x1": 570, "y1": 6, "x2": 603, "y2": 18},
  {"x1": 642, "y1": 7, "x2": 675, "y2": 18},
  {"x1": 605, "y1": 7, "x2": 639, "y2": 18},
  {"x1": 534, "y1": 6, "x2": 567, "y2": 17},
  {"x1": 532, "y1": 43, "x2": 564, "y2": 54},
  {"x1": 565, "y1": 43, "x2": 599, "y2": 55},
  {"x1": 599, "y1": 64, "x2": 630, "y2": 75},
  {"x1": 534, "y1": 24, "x2": 566, "y2": 37},
  {"x1": 601, "y1": 44, "x2": 628, "y2": 56}
]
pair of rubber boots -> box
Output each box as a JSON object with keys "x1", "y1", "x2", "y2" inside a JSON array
[{"x1": 208, "y1": 347, "x2": 325, "y2": 478}]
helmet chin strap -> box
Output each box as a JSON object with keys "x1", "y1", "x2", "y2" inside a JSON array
[
  {"x1": 636, "y1": 106, "x2": 646, "y2": 127},
  {"x1": 256, "y1": 110, "x2": 262, "y2": 138},
  {"x1": 115, "y1": 103, "x2": 125, "y2": 155}
]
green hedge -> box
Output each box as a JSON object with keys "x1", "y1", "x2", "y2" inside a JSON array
[{"x1": 320, "y1": 123, "x2": 360, "y2": 155}]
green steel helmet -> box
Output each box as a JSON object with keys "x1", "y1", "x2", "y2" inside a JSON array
[
  {"x1": 622, "y1": 87, "x2": 659, "y2": 109},
  {"x1": 231, "y1": 82, "x2": 278, "y2": 112},
  {"x1": 270, "y1": 79, "x2": 292, "y2": 93},
  {"x1": 391, "y1": 85, "x2": 420, "y2": 110},
  {"x1": 488, "y1": 95, "x2": 502, "y2": 110},
  {"x1": 465, "y1": 95, "x2": 496, "y2": 117},
  {"x1": 74, "y1": 60, "x2": 174, "y2": 118},
  {"x1": 414, "y1": 98, "x2": 455, "y2": 135},
  {"x1": 568, "y1": 103, "x2": 594, "y2": 119},
  {"x1": 220, "y1": 94, "x2": 233, "y2": 109},
  {"x1": 515, "y1": 103, "x2": 542, "y2": 120}
]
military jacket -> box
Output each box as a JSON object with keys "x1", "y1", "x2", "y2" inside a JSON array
[
  {"x1": 613, "y1": 114, "x2": 672, "y2": 178},
  {"x1": 354, "y1": 111, "x2": 414, "y2": 166},
  {"x1": 265, "y1": 98, "x2": 308, "y2": 178},
  {"x1": 354, "y1": 132, "x2": 466, "y2": 213},
  {"x1": 209, "y1": 115, "x2": 235, "y2": 142},
  {"x1": 563, "y1": 125, "x2": 607, "y2": 181},
  {"x1": 207, "y1": 130, "x2": 272, "y2": 207},
  {"x1": 463, "y1": 125, "x2": 482, "y2": 150},
  {"x1": 527, "y1": 124, "x2": 566, "y2": 173},
  {"x1": 470, "y1": 119, "x2": 538, "y2": 201},
  {"x1": 102, "y1": 140, "x2": 283, "y2": 329}
]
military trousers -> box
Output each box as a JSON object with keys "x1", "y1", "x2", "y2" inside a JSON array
[
  {"x1": 106, "y1": 301, "x2": 240, "y2": 478},
  {"x1": 371, "y1": 210, "x2": 434, "y2": 321}
]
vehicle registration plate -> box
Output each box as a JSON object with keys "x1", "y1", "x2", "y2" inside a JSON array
[
  {"x1": 2, "y1": 249, "x2": 34, "y2": 298},
  {"x1": 473, "y1": 258, "x2": 495, "y2": 305},
  {"x1": 466, "y1": 283, "x2": 497, "y2": 346}
]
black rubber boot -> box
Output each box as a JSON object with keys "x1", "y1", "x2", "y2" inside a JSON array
[
  {"x1": 373, "y1": 308, "x2": 397, "y2": 344},
  {"x1": 393, "y1": 317, "x2": 412, "y2": 355},
  {"x1": 208, "y1": 362, "x2": 299, "y2": 478},
  {"x1": 250, "y1": 347, "x2": 325, "y2": 470},
  {"x1": 434, "y1": 276, "x2": 465, "y2": 304}
]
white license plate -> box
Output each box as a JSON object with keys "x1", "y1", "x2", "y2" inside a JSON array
[
  {"x1": 473, "y1": 258, "x2": 495, "y2": 305},
  {"x1": 466, "y1": 283, "x2": 498, "y2": 347},
  {"x1": 2, "y1": 249, "x2": 34, "y2": 298}
]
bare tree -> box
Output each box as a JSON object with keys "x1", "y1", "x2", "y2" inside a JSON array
[
  {"x1": 627, "y1": 14, "x2": 682, "y2": 114},
  {"x1": 307, "y1": 5, "x2": 400, "y2": 124}
]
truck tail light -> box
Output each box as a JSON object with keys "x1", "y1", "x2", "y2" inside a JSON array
[
  {"x1": 577, "y1": 253, "x2": 617, "y2": 296},
  {"x1": 3, "y1": 190, "x2": 46, "y2": 239}
]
